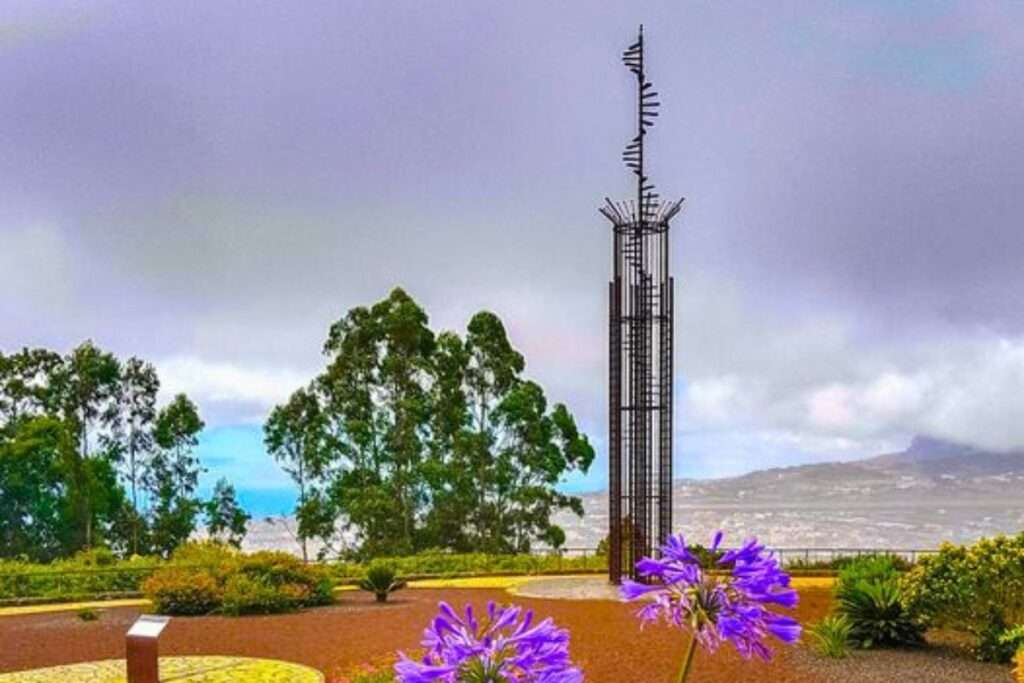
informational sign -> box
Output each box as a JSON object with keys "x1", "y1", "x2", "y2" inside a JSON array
[
  {"x1": 127, "y1": 615, "x2": 170, "y2": 639},
  {"x1": 127, "y1": 615, "x2": 170, "y2": 683}
]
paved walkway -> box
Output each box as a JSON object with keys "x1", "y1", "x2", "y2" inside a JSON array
[
  {"x1": 511, "y1": 575, "x2": 835, "y2": 600},
  {"x1": 0, "y1": 657, "x2": 322, "y2": 683}
]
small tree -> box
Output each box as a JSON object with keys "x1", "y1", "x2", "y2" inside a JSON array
[
  {"x1": 147, "y1": 394, "x2": 204, "y2": 556},
  {"x1": 204, "y1": 478, "x2": 250, "y2": 547},
  {"x1": 264, "y1": 385, "x2": 330, "y2": 562}
]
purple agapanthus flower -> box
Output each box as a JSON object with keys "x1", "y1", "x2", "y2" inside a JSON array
[
  {"x1": 621, "y1": 532, "x2": 802, "y2": 662},
  {"x1": 395, "y1": 601, "x2": 583, "y2": 683}
]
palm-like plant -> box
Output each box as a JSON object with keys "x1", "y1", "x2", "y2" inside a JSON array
[
  {"x1": 839, "y1": 578, "x2": 924, "y2": 648},
  {"x1": 360, "y1": 563, "x2": 405, "y2": 603}
]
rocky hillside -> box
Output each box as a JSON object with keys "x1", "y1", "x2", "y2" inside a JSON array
[{"x1": 552, "y1": 436, "x2": 1024, "y2": 551}]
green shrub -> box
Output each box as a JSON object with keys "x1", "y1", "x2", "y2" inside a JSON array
[
  {"x1": 142, "y1": 567, "x2": 222, "y2": 615},
  {"x1": 835, "y1": 554, "x2": 903, "y2": 603},
  {"x1": 788, "y1": 553, "x2": 913, "y2": 572},
  {"x1": 901, "y1": 533, "x2": 1024, "y2": 662},
  {"x1": 169, "y1": 540, "x2": 239, "y2": 577},
  {"x1": 236, "y1": 551, "x2": 333, "y2": 608},
  {"x1": 688, "y1": 544, "x2": 726, "y2": 568},
  {"x1": 71, "y1": 548, "x2": 117, "y2": 567},
  {"x1": 839, "y1": 577, "x2": 924, "y2": 648},
  {"x1": 1002, "y1": 626, "x2": 1024, "y2": 656},
  {"x1": 222, "y1": 574, "x2": 293, "y2": 615},
  {"x1": 144, "y1": 551, "x2": 333, "y2": 616},
  {"x1": 808, "y1": 614, "x2": 853, "y2": 658},
  {"x1": 360, "y1": 563, "x2": 405, "y2": 603}
]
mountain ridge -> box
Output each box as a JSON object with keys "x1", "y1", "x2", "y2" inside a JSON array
[{"x1": 551, "y1": 435, "x2": 1024, "y2": 550}]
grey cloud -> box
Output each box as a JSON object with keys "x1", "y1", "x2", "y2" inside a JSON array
[{"x1": 2, "y1": 2, "x2": 1023, "y2": 480}]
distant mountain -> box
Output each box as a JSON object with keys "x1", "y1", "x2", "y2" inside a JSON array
[
  {"x1": 550, "y1": 436, "x2": 1024, "y2": 551},
  {"x1": 866, "y1": 435, "x2": 986, "y2": 466},
  {"x1": 238, "y1": 436, "x2": 1024, "y2": 556}
]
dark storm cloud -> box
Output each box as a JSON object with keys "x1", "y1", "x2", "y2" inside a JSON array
[{"x1": 3, "y1": 1, "x2": 1023, "y2": 485}]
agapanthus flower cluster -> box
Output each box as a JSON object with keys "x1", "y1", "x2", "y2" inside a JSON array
[
  {"x1": 621, "y1": 532, "x2": 802, "y2": 661},
  {"x1": 395, "y1": 601, "x2": 583, "y2": 683}
]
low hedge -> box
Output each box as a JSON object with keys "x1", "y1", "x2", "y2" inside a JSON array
[
  {"x1": 0, "y1": 550, "x2": 163, "y2": 603},
  {"x1": 330, "y1": 550, "x2": 607, "y2": 580}
]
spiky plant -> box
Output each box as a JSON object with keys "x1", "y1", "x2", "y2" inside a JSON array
[
  {"x1": 839, "y1": 578, "x2": 924, "y2": 648},
  {"x1": 360, "y1": 563, "x2": 405, "y2": 603},
  {"x1": 808, "y1": 614, "x2": 853, "y2": 659}
]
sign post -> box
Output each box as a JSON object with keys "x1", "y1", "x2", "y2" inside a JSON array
[{"x1": 126, "y1": 615, "x2": 170, "y2": 683}]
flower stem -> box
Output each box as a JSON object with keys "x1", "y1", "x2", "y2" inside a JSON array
[{"x1": 676, "y1": 634, "x2": 697, "y2": 683}]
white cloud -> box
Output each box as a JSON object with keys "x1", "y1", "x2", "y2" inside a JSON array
[
  {"x1": 155, "y1": 355, "x2": 312, "y2": 423},
  {"x1": 807, "y1": 384, "x2": 856, "y2": 431},
  {"x1": 682, "y1": 328, "x2": 1024, "y2": 454}
]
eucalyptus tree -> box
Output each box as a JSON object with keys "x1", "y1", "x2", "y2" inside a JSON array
[
  {"x1": 204, "y1": 477, "x2": 250, "y2": 548},
  {"x1": 113, "y1": 357, "x2": 160, "y2": 553},
  {"x1": 437, "y1": 312, "x2": 594, "y2": 553},
  {"x1": 47, "y1": 342, "x2": 123, "y2": 548},
  {"x1": 264, "y1": 385, "x2": 331, "y2": 561},
  {"x1": 0, "y1": 416, "x2": 72, "y2": 561},
  {"x1": 270, "y1": 290, "x2": 595, "y2": 559},
  {"x1": 148, "y1": 393, "x2": 204, "y2": 556},
  {"x1": 318, "y1": 287, "x2": 435, "y2": 557},
  {"x1": 0, "y1": 348, "x2": 63, "y2": 425}
]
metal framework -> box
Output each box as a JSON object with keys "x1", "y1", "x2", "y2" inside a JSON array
[{"x1": 602, "y1": 26, "x2": 683, "y2": 584}]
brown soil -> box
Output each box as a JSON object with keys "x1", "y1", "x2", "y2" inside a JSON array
[{"x1": 0, "y1": 587, "x2": 832, "y2": 682}]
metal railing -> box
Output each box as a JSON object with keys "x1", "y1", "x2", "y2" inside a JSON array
[{"x1": 549, "y1": 546, "x2": 938, "y2": 568}]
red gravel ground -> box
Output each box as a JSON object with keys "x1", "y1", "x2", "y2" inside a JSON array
[{"x1": 0, "y1": 587, "x2": 833, "y2": 682}]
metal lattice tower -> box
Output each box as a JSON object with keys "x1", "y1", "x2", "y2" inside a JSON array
[{"x1": 602, "y1": 26, "x2": 683, "y2": 584}]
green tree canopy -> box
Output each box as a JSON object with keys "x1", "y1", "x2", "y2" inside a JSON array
[
  {"x1": 148, "y1": 393, "x2": 205, "y2": 556},
  {"x1": 204, "y1": 477, "x2": 250, "y2": 548},
  {"x1": 267, "y1": 288, "x2": 595, "y2": 559},
  {"x1": 0, "y1": 344, "x2": 225, "y2": 561}
]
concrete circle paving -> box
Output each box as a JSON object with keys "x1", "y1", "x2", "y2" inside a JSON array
[
  {"x1": 0, "y1": 656, "x2": 323, "y2": 683},
  {"x1": 510, "y1": 576, "x2": 625, "y2": 601}
]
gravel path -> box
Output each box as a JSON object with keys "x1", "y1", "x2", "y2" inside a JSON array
[
  {"x1": 2, "y1": 585, "x2": 1009, "y2": 682},
  {"x1": 0, "y1": 587, "x2": 830, "y2": 682},
  {"x1": 791, "y1": 640, "x2": 1014, "y2": 682}
]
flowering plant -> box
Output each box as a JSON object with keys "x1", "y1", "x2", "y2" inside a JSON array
[
  {"x1": 621, "y1": 532, "x2": 801, "y2": 682},
  {"x1": 395, "y1": 601, "x2": 582, "y2": 683}
]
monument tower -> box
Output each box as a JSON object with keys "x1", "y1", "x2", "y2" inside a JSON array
[{"x1": 602, "y1": 26, "x2": 683, "y2": 584}]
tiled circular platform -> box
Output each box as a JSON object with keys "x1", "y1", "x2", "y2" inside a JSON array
[
  {"x1": 0, "y1": 656, "x2": 323, "y2": 683},
  {"x1": 510, "y1": 576, "x2": 624, "y2": 601}
]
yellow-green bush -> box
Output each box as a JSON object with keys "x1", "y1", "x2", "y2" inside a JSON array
[
  {"x1": 1014, "y1": 647, "x2": 1023, "y2": 683},
  {"x1": 170, "y1": 540, "x2": 239, "y2": 570},
  {"x1": 901, "y1": 533, "x2": 1024, "y2": 662},
  {"x1": 221, "y1": 574, "x2": 292, "y2": 615},
  {"x1": 144, "y1": 546, "x2": 333, "y2": 616},
  {"x1": 236, "y1": 551, "x2": 333, "y2": 607},
  {"x1": 142, "y1": 567, "x2": 222, "y2": 615}
]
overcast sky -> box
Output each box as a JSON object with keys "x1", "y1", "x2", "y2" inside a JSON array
[{"x1": 3, "y1": 2, "x2": 1023, "y2": 507}]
